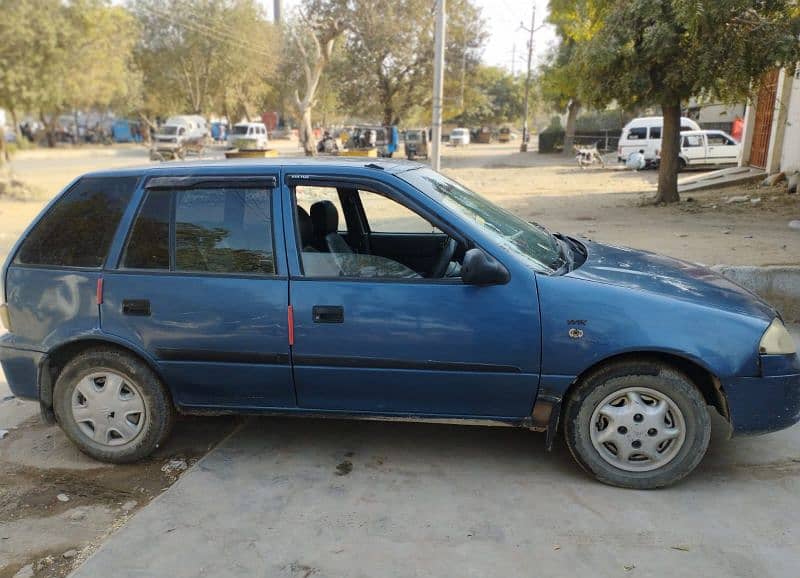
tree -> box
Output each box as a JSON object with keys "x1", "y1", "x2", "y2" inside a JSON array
[
  {"x1": 130, "y1": 0, "x2": 278, "y2": 126},
  {"x1": 578, "y1": 1, "x2": 800, "y2": 203},
  {"x1": 0, "y1": 0, "x2": 138, "y2": 147},
  {"x1": 334, "y1": 0, "x2": 486, "y2": 126},
  {"x1": 289, "y1": 0, "x2": 346, "y2": 156},
  {"x1": 448, "y1": 66, "x2": 525, "y2": 126},
  {"x1": 541, "y1": 0, "x2": 606, "y2": 154}
]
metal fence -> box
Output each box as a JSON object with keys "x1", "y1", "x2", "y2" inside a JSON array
[{"x1": 539, "y1": 129, "x2": 622, "y2": 153}]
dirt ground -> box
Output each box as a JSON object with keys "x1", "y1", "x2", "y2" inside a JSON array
[
  {"x1": 0, "y1": 140, "x2": 797, "y2": 577},
  {"x1": 4, "y1": 141, "x2": 798, "y2": 267},
  {"x1": 0, "y1": 368, "x2": 240, "y2": 577}
]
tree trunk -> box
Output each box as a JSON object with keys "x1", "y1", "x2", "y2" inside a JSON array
[
  {"x1": 0, "y1": 124, "x2": 8, "y2": 168},
  {"x1": 563, "y1": 99, "x2": 581, "y2": 155},
  {"x1": 299, "y1": 106, "x2": 315, "y2": 156},
  {"x1": 10, "y1": 109, "x2": 22, "y2": 143},
  {"x1": 383, "y1": 106, "x2": 394, "y2": 127},
  {"x1": 40, "y1": 112, "x2": 56, "y2": 148},
  {"x1": 655, "y1": 101, "x2": 682, "y2": 204}
]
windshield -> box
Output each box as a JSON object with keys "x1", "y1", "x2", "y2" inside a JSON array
[
  {"x1": 160, "y1": 126, "x2": 179, "y2": 135},
  {"x1": 400, "y1": 168, "x2": 564, "y2": 272},
  {"x1": 232, "y1": 125, "x2": 249, "y2": 135},
  {"x1": 406, "y1": 132, "x2": 419, "y2": 142}
]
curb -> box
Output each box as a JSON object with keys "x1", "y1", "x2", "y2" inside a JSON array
[{"x1": 712, "y1": 265, "x2": 800, "y2": 323}]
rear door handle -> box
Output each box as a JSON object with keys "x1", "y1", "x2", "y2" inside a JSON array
[
  {"x1": 313, "y1": 305, "x2": 344, "y2": 323},
  {"x1": 122, "y1": 299, "x2": 150, "y2": 316}
]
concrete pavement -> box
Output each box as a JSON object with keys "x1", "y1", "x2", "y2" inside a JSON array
[
  {"x1": 68, "y1": 416, "x2": 800, "y2": 578},
  {"x1": 70, "y1": 331, "x2": 800, "y2": 578}
]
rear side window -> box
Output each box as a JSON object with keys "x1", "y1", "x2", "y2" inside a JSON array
[
  {"x1": 649, "y1": 127, "x2": 661, "y2": 139},
  {"x1": 122, "y1": 191, "x2": 170, "y2": 270},
  {"x1": 175, "y1": 188, "x2": 274, "y2": 275},
  {"x1": 16, "y1": 176, "x2": 137, "y2": 267}
]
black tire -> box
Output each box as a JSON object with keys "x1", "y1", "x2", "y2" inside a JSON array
[
  {"x1": 678, "y1": 158, "x2": 687, "y2": 172},
  {"x1": 53, "y1": 347, "x2": 174, "y2": 463},
  {"x1": 563, "y1": 360, "x2": 711, "y2": 489}
]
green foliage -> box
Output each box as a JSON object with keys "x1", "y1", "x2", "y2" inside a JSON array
[
  {"x1": 0, "y1": 0, "x2": 137, "y2": 129},
  {"x1": 447, "y1": 66, "x2": 525, "y2": 126},
  {"x1": 130, "y1": 0, "x2": 278, "y2": 119},
  {"x1": 576, "y1": 0, "x2": 800, "y2": 109},
  {"x1": 331, "y1": 0, "x2": 487, "y2": 125}
]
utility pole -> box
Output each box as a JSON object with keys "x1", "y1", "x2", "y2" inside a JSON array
[
  {"x1": 520, "y1": 3, "x2": 535, "y2": 152},
  {"x1": 273, "y1": 0, "x2": 281, "y2": 24},
  {"x1": 431, "y1": 0, "x2": 446, "y2": 171}
]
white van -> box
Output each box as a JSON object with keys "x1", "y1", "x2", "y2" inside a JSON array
[
  {"x1": 227, "y1": 122, "x2": 269, "y2": 151},
  {"x1": 449, "y1": 128, "x2": 470, "y2": 146},
  {"x1": 151, "y1": 115, "x2": 210, "y2": 160},
  {"x1": 618, "y1": 116, "x2": 701, "y2": 164}
]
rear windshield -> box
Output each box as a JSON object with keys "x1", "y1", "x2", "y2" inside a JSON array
[
  {"x1": 160, "y1": 126, "x2": 179, "y2": 135},
  {"x1": 232, "y1": 125, "x2": 249, "y2": 135},
  {"x1": 16, "y1": 176, "x2": 137, "y2": 268}
]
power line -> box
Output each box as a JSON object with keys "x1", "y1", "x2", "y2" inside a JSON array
[{"x1": 137, "y1": 4, "x2": 275, "y2": 58}]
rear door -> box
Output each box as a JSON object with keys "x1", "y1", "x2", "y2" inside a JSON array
[
  {"x1": 706, "y1": 132, "x2": 739, "y2": 164},
  {"x1": 101, "y1": 175, "x2": 294, "y2": 409},
  {"x1": 681, "y1": 134, "x2": 706, "y2": 165}
]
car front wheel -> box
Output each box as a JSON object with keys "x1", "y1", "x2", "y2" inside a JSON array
[
  {"x1": 563, "y1": 360, "x2": 711, "y2": 489},
  {"x1": 53, "y1": 347, "x2": 174, "y2": 463}
]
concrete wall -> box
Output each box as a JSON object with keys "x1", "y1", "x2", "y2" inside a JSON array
[
  {"x1": 713, "y1": 265, "x2": 800, "y2": 323},
  {"x1": 780, "y1": 66, "x2": 800, "y2": 174}
]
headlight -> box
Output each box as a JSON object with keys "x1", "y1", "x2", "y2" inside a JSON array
[{"x1": 759, "y1": 318, "x2": 796, "y2": 355}]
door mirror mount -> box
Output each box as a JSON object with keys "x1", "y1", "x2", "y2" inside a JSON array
[{"x1": 461, "y1": 248, "x2": 510, "y2": 286}]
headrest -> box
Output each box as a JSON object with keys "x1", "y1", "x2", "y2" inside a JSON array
[{"x1": 310, "y1": 200, "x2": 339, "y2": 236}]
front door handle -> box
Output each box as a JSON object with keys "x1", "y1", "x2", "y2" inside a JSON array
[
  {"x1": 122, "y1": 299, "x2": 151, "y2": 316},
  {"x1": 313, "y1": 305, "x2": 344, "y2": 323}
]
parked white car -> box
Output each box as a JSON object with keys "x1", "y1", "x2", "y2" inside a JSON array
[
  {"x1": 227, "y1": 122, "x2": 269, "y2": 151},
  {"x1": 449, "y1": 128, "x2": 470, "y2": 146},
  {"x1": 618, "y1": 116, "x2": 701, "y2": 164},
  {"x1": 678, "y1": 130, "x2": 740, "y2": 169}
]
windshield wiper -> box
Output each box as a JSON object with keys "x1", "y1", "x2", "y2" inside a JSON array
[{"x1": 552, "y1": 236, "x2": 574, "y2": 274}]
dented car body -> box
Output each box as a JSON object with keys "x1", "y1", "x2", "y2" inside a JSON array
[{"x1": 0, "y1": 159, "x2": 797, "y2": 487}]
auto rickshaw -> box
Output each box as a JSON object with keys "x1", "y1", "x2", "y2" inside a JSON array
[
  {"x1": 404, "y1": 128, "x2": 429, "y2": 160},
  {"x1": 498, "y1": 127, "x2": 512, "y2": 143}
]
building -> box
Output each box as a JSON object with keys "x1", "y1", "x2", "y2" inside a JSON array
[{"x1": 738, "y1": 66, "x2": 800, "y2": 175}]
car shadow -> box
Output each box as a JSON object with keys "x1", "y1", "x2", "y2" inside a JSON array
[{"x1": 207, "y1": 408, "x2": 800, "y2": 490}]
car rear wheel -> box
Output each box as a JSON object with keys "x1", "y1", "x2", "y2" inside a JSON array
[
  {"x1": 53, "y1": 347, "x2": 174, "y2": 463},
  {"x1": 563, "y1": 360, "x2": 711, "y2": 489}
]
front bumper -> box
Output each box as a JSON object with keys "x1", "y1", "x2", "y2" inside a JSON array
[{"x1": 724, "y1": 355, "x2": 800, "y2": 436}]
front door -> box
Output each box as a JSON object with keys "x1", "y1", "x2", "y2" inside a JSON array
[
  {"x1": 285, "y1": 178, "x2": 541, "y2": 418},
  {"x1": 102, "y1": 176, "x2": 294, "y2": 409}
]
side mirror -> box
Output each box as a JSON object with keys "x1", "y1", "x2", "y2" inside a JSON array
[{"x1": 461, "y1": 248, "x2": 510, "y2": 286}]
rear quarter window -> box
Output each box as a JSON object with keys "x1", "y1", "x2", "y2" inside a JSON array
[{"x1": 15, "y1": 176, "x2": 138, "y2": 268}]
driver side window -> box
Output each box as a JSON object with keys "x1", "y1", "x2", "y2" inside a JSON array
[{"x1": 292, "y1": 183, "x2": 462, "y2": 281}]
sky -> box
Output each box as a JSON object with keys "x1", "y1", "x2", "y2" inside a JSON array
[{"x1": 261, "y1": 0, "x2": 557, "y2": 73}]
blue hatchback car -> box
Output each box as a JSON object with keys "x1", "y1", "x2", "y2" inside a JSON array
[{"x1": 1, "y1": 159, "x2": 798, "y2": 488}]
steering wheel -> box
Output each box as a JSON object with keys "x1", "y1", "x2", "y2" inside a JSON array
[{"x1": 430, "y1": 237, "x2": 457, "y2": 278}]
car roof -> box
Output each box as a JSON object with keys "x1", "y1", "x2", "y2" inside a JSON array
[
  {"x1": 234, "y1": 121, "x2": 265, "y2": 126},
  {"x1": 680, "y1": 129, "x2": 729, "y2": 135},
  {"x1": 625, "y1": 116, "x2": 698, "y2": 126},
  {"x1": 82, "y1": 157, "x2": 426, "y2": 179}
]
